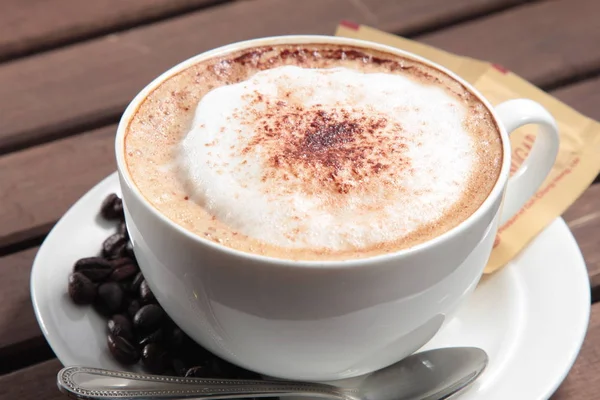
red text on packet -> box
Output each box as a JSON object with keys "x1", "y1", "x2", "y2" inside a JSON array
[
  {"x1": 340, "y1": 20, "x2": 360, "y2": 31},
  {"x1": 510, "y1": 134, "x2": 536, "y2": 175}
]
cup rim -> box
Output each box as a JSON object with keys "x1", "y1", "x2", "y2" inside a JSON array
[{"x1": 115, "y1": 34, "x2": 511, "y2": 268}]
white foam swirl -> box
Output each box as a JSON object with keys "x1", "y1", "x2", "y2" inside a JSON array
[{"x1": 178, "y1": 66, "x2": 474, "y2": 250}]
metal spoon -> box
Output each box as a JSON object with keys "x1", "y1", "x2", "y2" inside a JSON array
[{"x1": 57, "y1": 347, "x2": 487, "y2": 400}]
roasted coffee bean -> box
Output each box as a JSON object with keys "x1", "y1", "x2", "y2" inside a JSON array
[
  {"x1": 118, "y1": 221, "x2": 128, "y2": 237},
  {"x1": 68, "y1": 272, "x2": 96, "y2": 305},
  {"x1": 101, "y1": 194, "x2": 124, "y2": 221},
  {"x1": 110, "y1": 257, "x2": 135, "y2": 268},
  {"x1": 165, "y1": 327, "x2": 185, "y2": 351},
  {"x1": 134, "y1": 304, "x2": 164, "y2": 333},
  {"x1": 114, "y1": 199, "x2": 125, "y2": 221},
  {"x1": 185, "y1": 365, "x2": 212, "y2": 378},
  {"x1": 108, "y1": 314, "x2": 134, "y2": 342},
  {"x1": 109, "y1": 262, "x2": 138, "y2": 282},
  {"x1": 95, "y1": 282, "x2": 123, "y2": 316},
  {"x1": 127, "y1": 299, "x2": 141, "y2": 319},
  {"x1": 139, "y1": 280, "x2": 156, "y2": 304},
  {"x1": 108, "y1": 334, "x2": 139, "y2": 365},
  {"x1": 73, "y1": 257, "x2": 113, "y2": 282},
  {"x1": 102, "y1": 233, "x2": 128, "y2": 259},
  {"x1": 130, "y1": 272, "x2": 144, "y2": 294},
  {"x1": 142, "y1": 343, "x2": 169, "y2": 374},
  {"x1": 171, "y1": 358, "x2": 187, "y2": 377},
  {"x1": 139, "y1": 328, "x2": 164, "y2": 347},
  {"x1": 125, "y1": 241, "x2": 135, "y2": 259}
]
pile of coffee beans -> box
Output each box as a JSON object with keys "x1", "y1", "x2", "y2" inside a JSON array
[{"x1": 67, "y1": 193, "x2": 259, "y2": 379}]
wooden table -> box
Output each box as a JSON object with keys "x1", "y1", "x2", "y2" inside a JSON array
[{"x1": 1, "y1": 0, "x2": 600, "y2": 398}]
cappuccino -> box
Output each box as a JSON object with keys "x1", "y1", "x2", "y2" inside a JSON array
[{"x1": 124, "y1": 43, "x2": 503, "y2": 260}]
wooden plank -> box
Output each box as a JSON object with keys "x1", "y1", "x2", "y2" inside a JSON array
[
  {"x1": 0, "y1": 0, "x2": 227, "y2": 61},
  {"x1": 563, "y1": 184, "x2": 600, "y2": 299},
  {"x1": 420, "y1": 0, "x2": 600, "y2": 89},
  {"x1": 0, "y1": 248, "x2": 40, "y2": 353},
  {"x1": 368, "y1": 0, "x2": 531, "y2": 35},
  {"x1": 2, "y1": 301, "x2": 600, "y2": 399},
  {"x1": 0, "y1": 247, "x2": 55, "y2": 374},
  {"x1": 553, "y1": 75, "x2": 600, "y2": 121},
  {"x1": 0, "y1": 359, "x2": 63, "y2": 400},
  {"x1": 557, "y1": 71, "x2": 600, "y2": 288},
  {"x1": 551, "y1": 301, "x2": 600, "y2": 399},
  {"x1": 0, "y1": 125, "x2": 116, "y2": 249},
  {"x1": 0, "y1": 0, "x2": 526, "y2": 61},
  {"x1": 0, "y1": 0, "x2": 535, "y2": 154}
]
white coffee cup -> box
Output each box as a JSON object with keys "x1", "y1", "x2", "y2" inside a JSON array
[{"x1": 115, "y1": 35, "x2": 559, "y2": 382}]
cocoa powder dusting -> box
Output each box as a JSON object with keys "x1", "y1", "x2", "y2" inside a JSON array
[{"x1": 239, "y1": 96, "x2": 409, "y2": 196}]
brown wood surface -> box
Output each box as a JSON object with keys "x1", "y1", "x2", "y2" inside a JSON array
[
  {"x1": 355, "y1": 0, "x2": 531, "y2": 35},
  {"x1": 0, "y1": 0, "x2": 530, "y2": 61},
  {"x1": 0, "y1": 247, "x2": 54, "y2": 374},
  {"x1": 420, "y1": 0, "x2": 600, "y2": 89},
  {"x1": 0, "y1": 0, "x2": 227, "y2": 61},
  {"x1": 0, "y1": 248, "x2": 39, "y2": 352},
  {"x1": 0, "y1": 125, "x2": 116, "y2": 249},
  {"x1": 553, "y1": 78, "x2": 600, "y2": 184},
  {"x1": 553, "y1": 76, "x2": 600, "y2": 121},
  {"x1": 564, "y1": 184, "x2": 600, "y2": 300},
  {"x1": 0, "y1": 0, "x2": 535, "y2": 154},
  {"x1": 1, "y1": 0, "x2": 600, "y2": 398},
  {"x1": 551, "y1": 301, "x2": 600, "y2": 398},
  {"x1": 0, "y1": 359, "x2": 62, "y2": 400}
]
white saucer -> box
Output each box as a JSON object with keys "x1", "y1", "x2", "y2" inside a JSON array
[{"x1": 31, "y1": 172, "x2": 590, "y2": 400}]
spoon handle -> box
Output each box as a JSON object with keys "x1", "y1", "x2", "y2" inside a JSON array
[{"x1": 57, "y1": 366, "x2": 349, "y2": 400}]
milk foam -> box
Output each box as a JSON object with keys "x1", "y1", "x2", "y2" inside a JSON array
[{"x1": 178, "y1": 66, "x2": 475, "y2": 250}]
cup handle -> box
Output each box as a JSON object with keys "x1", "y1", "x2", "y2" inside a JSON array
[{"x1": 494, "y1": 99, "x2": 560, "y2": 226}]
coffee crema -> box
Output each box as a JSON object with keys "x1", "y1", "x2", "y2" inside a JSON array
[{"x1": 124, "y1": 43, "x2": 503, "y2": 260}]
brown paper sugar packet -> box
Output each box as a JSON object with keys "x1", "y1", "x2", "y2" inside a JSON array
[{"x1": 336, "y1": 22, "x2": 600, "y2": 273}]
